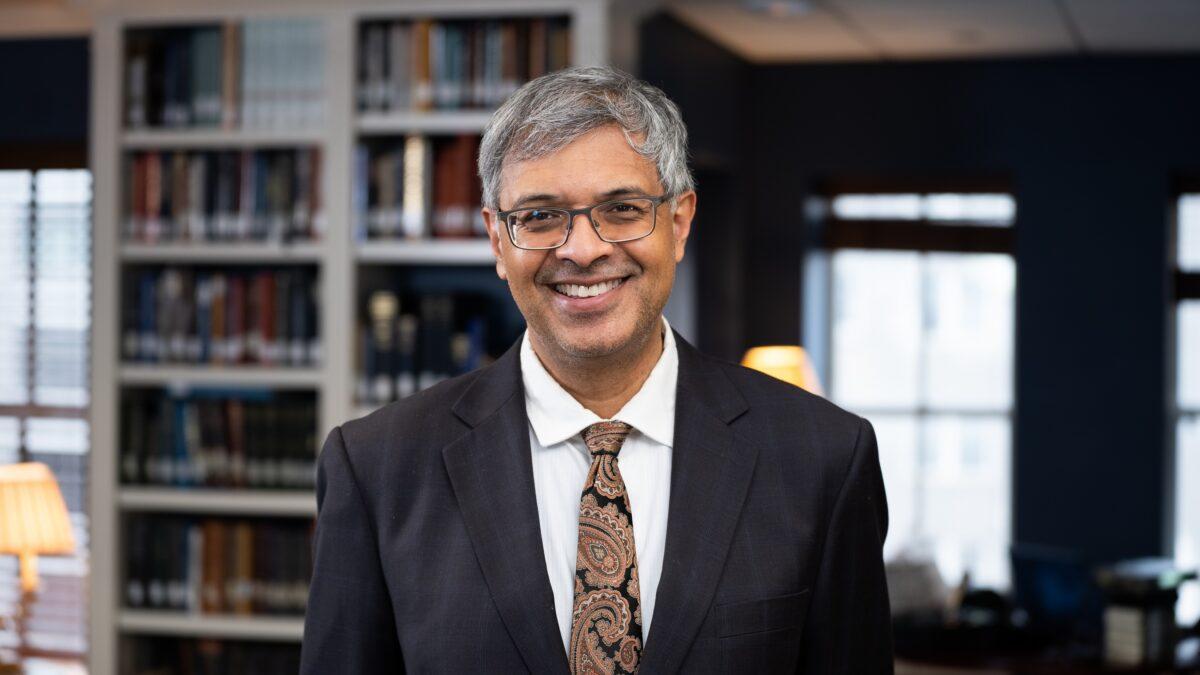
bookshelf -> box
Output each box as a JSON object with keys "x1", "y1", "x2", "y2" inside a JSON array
[{"x1": 90, "y1": 2, "x2": 608, "y2": 673}]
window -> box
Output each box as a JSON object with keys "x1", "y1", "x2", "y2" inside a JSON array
[
  {"x1": 804, "y1": 189, "x2": 1016, "y2": 589},
  {"x1": 0, "y1": 169, "x2": 92, "y2": 660},
  {"x1": 1175, "y1": 193, "x2": 1200, "y2": 626}
]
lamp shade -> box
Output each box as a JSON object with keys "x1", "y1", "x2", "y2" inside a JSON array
[
  {"x1": 741, "y1": 345, "x2": 824, "y2": 396},
  {"x1": 0, "y1": 462, "x2": 75, "y2": 591}
]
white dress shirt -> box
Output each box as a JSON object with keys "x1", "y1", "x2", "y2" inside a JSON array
[{"x1": 520, "y1": 315, "x2": 678, "y2": 652}]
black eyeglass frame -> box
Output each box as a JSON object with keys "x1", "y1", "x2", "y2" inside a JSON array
[{"x1": 495, "y1": 194, "x2": 670, "y2": 250}]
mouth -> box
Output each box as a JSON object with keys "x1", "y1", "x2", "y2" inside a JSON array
[{"x1": 551, "y1": 277, "x2": 628, "y2": 299}]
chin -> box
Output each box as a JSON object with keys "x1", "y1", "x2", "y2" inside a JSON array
[{"x1": 551, "y1": 324, "x2": 632, "y2": 359}]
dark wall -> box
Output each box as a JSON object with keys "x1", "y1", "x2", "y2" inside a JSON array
[
  {"x1": 641, "y1": 14, "x2": 1196, "y2": 564},
  {"x1": 0, "y1": 37, "x2": 89, "y2": 167},
  {"x1": 640, "y1": 15, "x2": 753, "y2": 362}
]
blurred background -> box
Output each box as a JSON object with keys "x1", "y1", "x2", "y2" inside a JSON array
[{"x1": 0, "y1": 0, "x2": 1198, "y2": 673}]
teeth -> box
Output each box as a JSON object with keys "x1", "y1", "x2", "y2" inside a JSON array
[{"x1": 554, "y1": 278, "x2": 624, "y2": 299}]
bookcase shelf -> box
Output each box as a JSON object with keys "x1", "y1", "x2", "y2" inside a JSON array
[
  {"x1": 355, "y1": 238, "x2": 495, "y2": 264},
  {"x1": 121, "y1": 241, "x2": 327, "y2": 263},
  {"x1": 122, "y1": 128, "x2": 325, "y2": 149},
  {"x1": 118, "y1": 364, "x2": 325, "y2": 389},
  {"x1": 118, "y1": 487, "x2": 316, "y2": 516},
  {"x1": 118, "y1": 610, "x2": 305, "y2": 642},
  {"x1": 91, "y1": 2, "x2": 609, "y2": 670},
  {"x1": 357, "y1": 110, "x2": 494, "y2": 135}
]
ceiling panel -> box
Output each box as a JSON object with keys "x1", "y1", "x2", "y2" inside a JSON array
[
  {"x1": 833, "y1": 0, "x2": 1075, "y2": 58},
  {"x1": 667, "y1": 0, "x2": 1200, "y2": 63},
  {"x1": 1064, "y1": 0, "x2": 1200, "y2": 51},
  {"x1": 667, "y1": 1, "x2": 878, "y2": 63}
]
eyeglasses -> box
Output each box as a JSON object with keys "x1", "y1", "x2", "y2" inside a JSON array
[{"x1": 496, "y1": 195, "x2": 668, "y2": 250}]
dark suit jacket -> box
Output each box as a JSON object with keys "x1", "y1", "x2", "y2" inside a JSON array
[{"x1": 300, "y1": 330, "x2": 893, "y2": 673}]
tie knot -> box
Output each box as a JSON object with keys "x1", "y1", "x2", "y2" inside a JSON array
[{"x1": 582, "y1": 421, "x2": 633, "y2": 457}]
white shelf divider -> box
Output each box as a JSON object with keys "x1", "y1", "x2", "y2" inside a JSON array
[
  {"x1": 357, "y1": 110, "x2": 494, "y2": 135},
  {"x1": 118, "y1": 611, "x2": 305, "y2": 642},
  {"x1": 121, "y1": 241, "x2": 326, "y2": 263},
  {"x1": 119, "y1": 487, "x2": 316, "y2": 517},
  {"x1": 118, "y1": 364, "x2": 325, "y2": 389},
  {"x1": 122, "y1": 127, "x2": 325, "y2": 149},
  {"x1": 355, "y1": 238, "x2": 495, "y2": 265}
]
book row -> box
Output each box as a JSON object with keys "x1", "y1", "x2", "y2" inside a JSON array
[
  {"x1": 355, "y1": 291, "x2": 496, "y2": 405},
  {"x1": 121, "y1": 637, "x2": 300, "y2": 675},
  {"x1": 125, "y1": 20, "x2": 325, "y2": 130},
  {"x1": 124, "y1": 516, "x2": 313, "y2": 616},
  {"x1": 121, "y1": 267, "x2": 321, "y2": 366},
  {"x1": 354, "y1": 135, "x2": 484, "y2": 240},
  {"x1": 358, "y1": 16, "x2": 571, "y2": 113},
  {"x1": 123, "y1": 148, "x2": 323, "y2": 244},
  {"x1": 120, "y1": 390, "x2": 317, "y2": 489}
]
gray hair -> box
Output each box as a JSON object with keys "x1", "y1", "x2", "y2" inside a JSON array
[{"x1": 478, "y1": 65, "x2": 694, "y2": 209}]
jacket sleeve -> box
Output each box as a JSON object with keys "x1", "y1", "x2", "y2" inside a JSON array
[
  {"x1": 300, "y1": 425, "x2": 404, "y2": 674},
  {"x1": 797, "y1": 416, "x2": 894, "y2": 674}
]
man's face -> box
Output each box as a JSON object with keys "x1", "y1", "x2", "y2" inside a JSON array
[{"x1": 483, "y1": 124, "x2": 695, "y2": 361}]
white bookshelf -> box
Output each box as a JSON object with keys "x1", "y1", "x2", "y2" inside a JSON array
[{"x1": 89, "y1": 2, "x2": 608, "y2": 673}]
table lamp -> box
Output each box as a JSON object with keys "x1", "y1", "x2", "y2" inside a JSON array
[
  {"x1": 0, "y1": 461, "x2": 76, "y2": 667},
  {"x1": 741, "y1": 345, "x2": 824, "y2": 396}
]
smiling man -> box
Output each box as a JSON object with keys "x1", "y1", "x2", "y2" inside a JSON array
[{"x1": 300, "y1": 66, "x2": 894, "y2": 674}]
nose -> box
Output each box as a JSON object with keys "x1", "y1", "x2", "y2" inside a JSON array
[{"x1": 554, "y1": 212, "x2": 614, "y2": 268}]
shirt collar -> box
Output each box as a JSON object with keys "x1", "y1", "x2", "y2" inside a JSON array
[{"x1": 521, "y1": 315, "x2": 678, "y2": 449}]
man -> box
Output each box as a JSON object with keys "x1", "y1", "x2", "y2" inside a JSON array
[{"x1": 300, "y1": 66, "x2": 892, "y2": 674}]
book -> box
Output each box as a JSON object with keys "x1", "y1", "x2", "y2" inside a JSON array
[
  {"x1": 123, "y1": 265, "x2": 320, "y2": 366},
  {"x1": 358, "y1": 134, "x2": 483, "y2": 241},
  {"x1": 124, "y1": 515, "x2": 312, "y2": 616},
  {"x1": 124, "y1": 19, "x2": 324, "y2": 131},
  {"x1": 357, "y1": 16, "x2": 571, "y2": 113},
  {"x1": 123, "y1": 148, "x2": 323, "y2": 244},
  {"x1": 120, "y1": 635, "x2": 301, "y2": 675},
  {"x1": 119, "y1": 388, "x2": 316, "y2": 489},
  {"x1": 355, "y1": 291, "x2": 497, "y2": 406}
]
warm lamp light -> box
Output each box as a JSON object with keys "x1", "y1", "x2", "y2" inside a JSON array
[
  {"x1": 0, "y1": 462, "x2": 75, "y2": 593},
  {"x1": 741, "y1": 345, "x2": 824, "y2": 396}
]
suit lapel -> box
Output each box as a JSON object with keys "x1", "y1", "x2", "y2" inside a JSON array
[
  {"x1": 638, "y1": 332, "x2": 756, "y2": 674},
  {"x1": 442, "y1": 339, "x2": 570, "y2": 674}
]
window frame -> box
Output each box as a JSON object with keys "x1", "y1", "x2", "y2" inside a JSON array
[
  {"x1": 1169, "y1": 182, "x2": 1200, "y2": 627},
  {"x1": 804, "y1": 179, "x2": 1018, "y2": 587}
]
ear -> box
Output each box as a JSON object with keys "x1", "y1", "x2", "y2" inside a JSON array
[
  {"x1": 669, "y1": 190, "x2": 696, "y2": 263},
  {"x1": 481, "y1": 207, "x2": 508, "y2": 281}
]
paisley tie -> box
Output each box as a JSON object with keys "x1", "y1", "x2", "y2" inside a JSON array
[{"x1": 569, "y1": 420, "x2": 643, "y2": 675}]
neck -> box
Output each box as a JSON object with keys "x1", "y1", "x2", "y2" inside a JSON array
[{"x1": 530, "y1": 321, "x2": 665, "y2": 420}]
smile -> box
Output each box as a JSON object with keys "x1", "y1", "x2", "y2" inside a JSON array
[{"x1": 553, "y1": 277, "x2": 627, "y2": 299}]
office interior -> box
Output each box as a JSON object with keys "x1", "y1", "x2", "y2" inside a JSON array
[{"x1": 0, "y1": 0, "x2": 1198, "y2": 672}]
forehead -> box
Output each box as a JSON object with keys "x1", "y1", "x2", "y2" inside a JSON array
[{"x1": 499, "y1": 125, "x2": 660, "y2": 205}]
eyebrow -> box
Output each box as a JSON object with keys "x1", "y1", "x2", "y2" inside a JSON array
[{"x1": 507, "y1": 185, "x2": 652, "y2": 210}]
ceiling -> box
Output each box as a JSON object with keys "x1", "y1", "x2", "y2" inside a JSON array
[{"x1": 666, "y1": 0, "x2": 1200, "y2": 63}]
